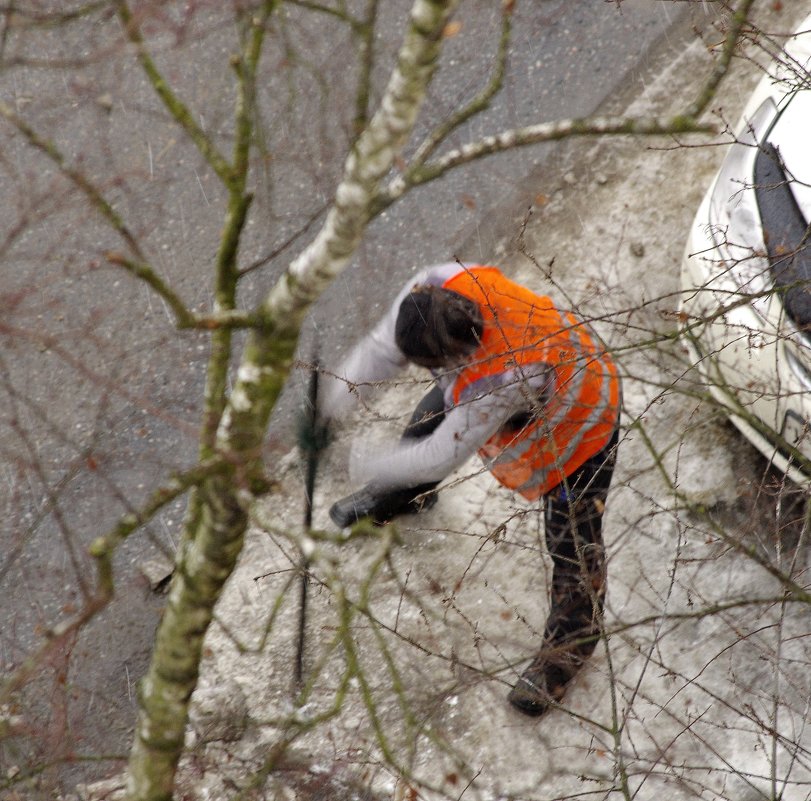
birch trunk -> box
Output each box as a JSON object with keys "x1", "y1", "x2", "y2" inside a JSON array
[{"x1": 125, "y1": 2, "x2": 459, "y2": 799}]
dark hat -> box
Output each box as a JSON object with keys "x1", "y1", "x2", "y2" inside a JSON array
[{"x1": 395, "y1": 285, "x2": 483, "y2": 366}]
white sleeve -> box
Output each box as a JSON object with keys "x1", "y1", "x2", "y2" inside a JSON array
[
  {"x1": 318, "y1": 263, "x2": 465, "y2": 419},
  {"x1": 349, "y1": 384, "x2": 522, "y2": 489},
  {"x1": 318, "y1": 319, "x2": 407, "y2": 420}
]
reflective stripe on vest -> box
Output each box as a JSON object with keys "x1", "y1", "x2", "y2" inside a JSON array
[{"x1": 445, "y1": 266, "x2": 620, "y2": 501}]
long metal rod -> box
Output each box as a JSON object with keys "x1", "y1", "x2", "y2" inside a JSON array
[{"x1": 294, "y1": 355, "x2": 323, "y2": 689}]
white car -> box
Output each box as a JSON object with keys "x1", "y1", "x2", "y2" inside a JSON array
[{"x1": 680, "y1": 12, "x2": 811, "y2": 484}]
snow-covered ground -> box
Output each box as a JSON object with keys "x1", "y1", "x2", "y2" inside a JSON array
[{"x1": 83, "y1": 4, "x2": 811, "y2": 800}]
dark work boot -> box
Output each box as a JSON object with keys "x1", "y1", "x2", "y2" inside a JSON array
[
  {"x1": 329, "y1": 484, "x2": 437, "y2": 528},
  {"x1": 509, "y1": 598, "x2": 601, "y2": 717},
  {"x1": 507, "y1": 646, "x2": 582, "y2": 717}
]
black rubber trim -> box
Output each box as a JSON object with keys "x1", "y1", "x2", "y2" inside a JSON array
[{"x1": 754, "y1": 142, "x2": 811, "y2": 329}]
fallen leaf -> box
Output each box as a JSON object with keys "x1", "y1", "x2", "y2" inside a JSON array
[{"x1": 443, "y1": 20, "x2": 462, "y2": 38}]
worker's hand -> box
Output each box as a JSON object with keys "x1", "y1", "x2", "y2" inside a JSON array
[
  {"x1": 330, "y1": 483, "x2": 437, "y2": 529},
  {"x1": 329, "y1": 487, "x2": 381, "y2": 528}
]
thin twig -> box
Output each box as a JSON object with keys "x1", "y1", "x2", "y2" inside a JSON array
[{"x1": 115, "y1": 0, "x2": 234, "y2": 185}]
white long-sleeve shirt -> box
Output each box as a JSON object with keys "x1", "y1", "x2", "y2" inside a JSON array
[{"x1": 320, "y1": 264, "x2": 554, "y2": 491}]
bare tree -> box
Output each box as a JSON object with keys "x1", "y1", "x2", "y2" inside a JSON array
[{"x1": 4, "y1": 0, "x2": 808, "y2": 800}]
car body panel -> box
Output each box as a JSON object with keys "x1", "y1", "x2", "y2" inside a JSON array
[
  {"x1": 680, "y1": 12, "x2": 811, "y2": 484},
  {"x1": 769, "y1": 91, "x2": 811, "y2": 218}
]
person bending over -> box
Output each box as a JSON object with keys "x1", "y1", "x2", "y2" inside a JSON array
[{"x1": 319, "y1": 262, "x2": 621, "y2": 716}]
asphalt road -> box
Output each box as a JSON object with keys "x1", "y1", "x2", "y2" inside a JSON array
[{"x1": 0, "y1": 0, "x2": 699, "y2": 793}]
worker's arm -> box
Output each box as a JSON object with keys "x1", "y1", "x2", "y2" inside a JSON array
[
  {"x1": 318, "y1": 262, "x2": 463, "y2": 420},
  {"x1": 349, "y1": 370, "x2": 550, "y2": 489}
]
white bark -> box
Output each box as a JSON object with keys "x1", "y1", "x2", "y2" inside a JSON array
[
  {"x1": 259, "y1": 0, "x2": 461, "y2": 334},
  {"x1": 127, "y1": 3, "x2": 461, "y2": 799}
]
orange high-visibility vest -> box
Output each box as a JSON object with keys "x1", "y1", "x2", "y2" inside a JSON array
[{"x1": 445, "y1": 266, "x2": 620, "y2": 500}]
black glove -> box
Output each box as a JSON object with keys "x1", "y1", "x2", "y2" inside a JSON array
[
  {"x1": 329, "y1": 484, "x2": 438, "y2": 528},
  {"x1": 329, "y1": 487, "x2": 382, "y2": 528}
]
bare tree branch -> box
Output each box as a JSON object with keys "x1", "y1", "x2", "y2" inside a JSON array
[
  {"x1": 0, "y1": 99, "x2": 146, "y2": 260},
  {"x1": 685, "y1": 0, "x2": 757, "y2": 119},
  {"x1": 410, "y1": 0, "x2": 512, "y2": 166},
  {"x1": 115, "y1": 0, "x2": 235, "y2": 186},
  {"x1": 373, "y1": 112, "x2": 716, "y2": 213}
]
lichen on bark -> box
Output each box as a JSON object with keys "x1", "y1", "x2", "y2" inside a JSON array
[{"x1": 125, "y1": 2, "x2": 459, "y2": 799}]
